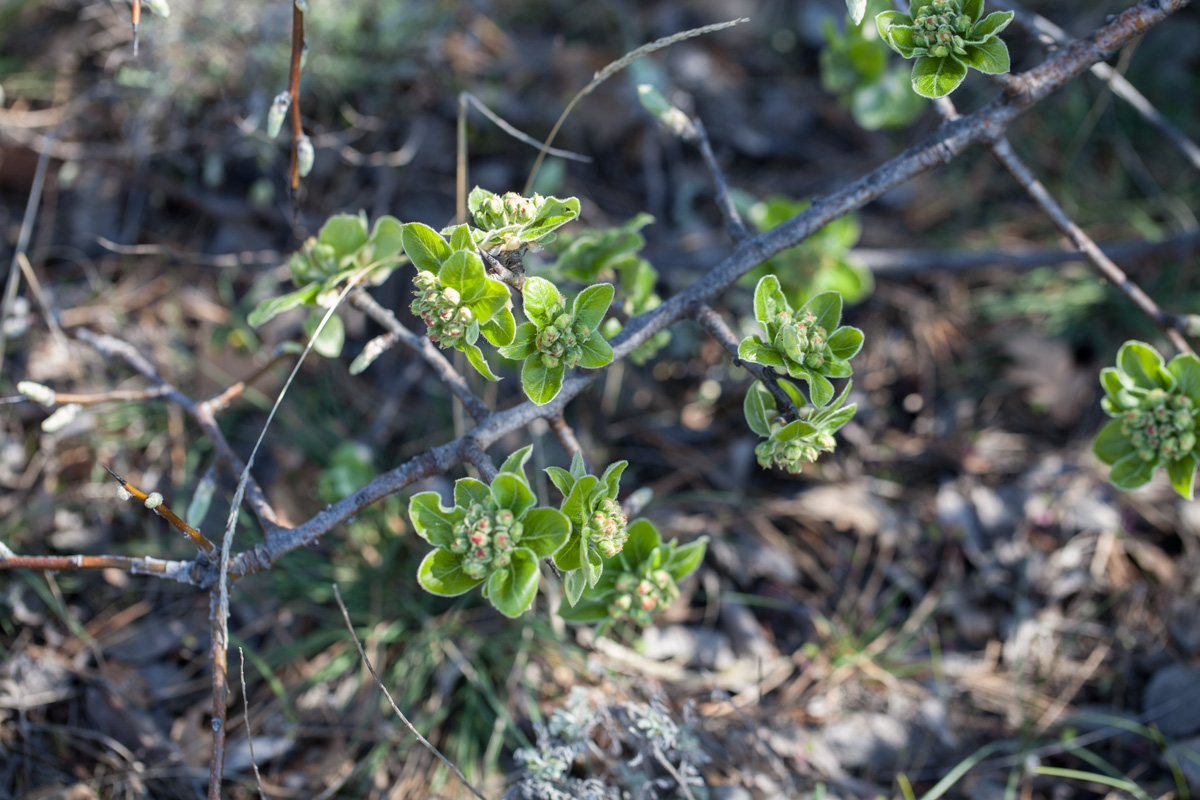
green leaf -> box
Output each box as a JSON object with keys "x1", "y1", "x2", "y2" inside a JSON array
[
  {"x1": 970, "y1": 9, "x2": 1013, "y2": 39},
  {"x1": 447, "y1": 223, "x2": 473, "y2": 251},
  {"x1": 563, "y1": 568, "x2": 587, "y2": 606},
  {"x1": 790, "y1": 369, "x2": 835, "y2": 408},
  {"x1": 438, "y1": 249, "x2": 487, "y2": 301},
  {"x1": 521, "y1": 357, "x2": 566, "y2": 405},
  {"x1": 247, "y1": 283, "x2": 320, "y2": 327},
  {"x1": 545, "y1": 466, "x2": 576, "y2": 497},
  {"x1": 491, "y1": 473, "x2": 536, "y2": 518},
  {"x1": 776, "y1": 325, "x2": 806, "y2": 364},
  {"x1": 557, "y1": 594, "x2": 611, "y2": 622},
  {"x1": 303, "y1": 310, "x2": 345, "y2": 358},
  {"x1": 520, "y1": 196, "x2": 581, "y2": 242},
  {"x1": 876, "y1": 11, "x2": 915, "y2": 57},
  {"x1": 665, "y1": 536, "x2": 708, "y2": 581},
  {"x1": 845, "y1": 0, "x2": 866, "y2": 25},
  {"x1": 569, "y1": 451, "x2": 588, "y2": 479},
  {"x1": 318, "y1": 213, "x2": 369, "y2": 262},
  {"x1": 562, "y1": 475, "x2": 600, "y2": 525},
  {"x1": 828, "y1": 326, "x2": 864, "y2": 361},
  {"x1": 743, "y1": 382, "x2": 774, "y2": 437},
  {"x1": 882, "y1": 21, "x2": 917, "y2": 58},
  {"x1": 521, "y1": 276, "x2": 562, "y2": 328},
  {"x1": 1093, "y1": 420, "x2": 1137, "y2": 466},
  {"x1": 409, "y1": 492, "x2": 461, "y2": 548},
  {"x1": 753, "y1": 274, "x2": 789, "y2": 331},
  {"x1": 962, "y1": 0, "x2": 985, "y2": 23},
  {"x1": 455, "y1": 478, "x2": 490, "y2": 509},
  {"x1": 578, "y1": 331, "x2": 614, "y2": 369},
  {"x1": 480, "y1": 307, "x2": 516, "y2": 347},
  {"x1": 960, "y1": 37, "x2": 1010, "y2": 75},
  {"x1": 402, "y1": 222, "x2": 452, "y2": 273},
  {"x1": 498, "y1": 445, "x2": 533, "y2": 478},
  {"x1": 625, "y1": 519, "x2": 662, "y2": 565},
  {"x1": 821, "y1": 358, "x2": 853, "y2": 380},
  {"x1": 911, "y1": 55, "x2": 968, "y2": 98},
  {"x1": 599, "y1": 460, "x2": 628, "y2": 499},
  {"x1": 1117, "y1": 341, "x2": 1172, "y2": 391},
  {"x1": 486, "y1": 548, "x2": 540, "y2": 617},
  {"x1": 461, "y1": 341, "x2": 502, "y2": 381},
  {"x1": 498, "y1": 323, "x2": 538, "y2": 360},
  {"x1": 365, "y1": 215, "x2": 406, "y2": 266},
  {"x1": 573, "y1": 283, "x2": 615, "y2": 333},
  {"x1": 521, "y1": 507, "x2": 571, "y2": 558},
  {"x1": 467, "y1": 187, "x2": 495, "y2": 222},
  {"x1": 1109, "y1": 452, "x2": 1155, "y2": 491},
  {"x1": 803, "y1": 291, "x2": 843, "y2": 334},
  {"x1": 585, "y1": 547, "x2": 603, "y2": 587},
  {"x1": 1168, "y1": 354, "x2": 1200, "y2": 404},
  {"x1": 554, "y1": 529, "x2": 586, "y2": 572},
  {"x1": 738, "y1": 337, "x2": 787, "y2": 369},
  {"x1": 417, "y1": 549, "x2": 482, "y2": 596},
  {"x1": 1166, "y1": 455, "x2": 1197, "y2": 501}
]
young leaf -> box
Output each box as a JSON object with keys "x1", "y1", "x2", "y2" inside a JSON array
[
  {"x1": 402, "y1": 222, "x2": 452, "y2": 273},
  {"x1": 624, "y1": 519, "x2": 662, "y2": 565},
  {"x1": 447, "y1": 223, "x2": 473, "y2": 251},
  {"x1": 585, "y1": 547, "x2": 603, "y2": 588},
  {"x1": 599, "y1": 460, "x2": 628, "y2": 499},
  {"x1": 665, "y1": 536, "x2": 708, "y2": 581},
  {"x1": 498, "y1": 445, "x2": 534, "y2": 478},
  {"x1": 569, "y1": 451, "x2": 588, "y2": 479},
  {"x1": 1117, "y1": 341, "x2": 1172, "y2": 391},
  {"x1": 521, "y1": 357, "x2": 566, "y2": 405},
  {"x1": 577, "y1": 332, "x2": 614, "y2": 369},
  {"x1": 828, "y1": 326, "x2": 864, "y2": 361},
  {"x1": 970, "y1": 9, "x2": 1013, "y2": 39},
  {"x1": 845, "y1": 0, "x2": 866, "y2": 25},
  {"x1": 911, "y1": 55, "x2": 968, "y2": 99},
  {"x1": 738, "y1": 338, "x2": 787, "y2": 369},
  {"x1": 480, "y1": 307, "x2": 516, "y2": 347},
  {"x1": 876, "y1": 11, "x2": 914, "y2": 56},
  {"x1": 573, "y1": 283, "x2": 615, "y2": 333},
  {"x1": 485, "y1": 548, "x2": 540, "y2": 617},
  {"x1": 1168, "y1": 354, "x2": 1200, "y2": 404},
  {"x1": 564, "y1": 568, "x2": 587, "y2": 606},
  {"x1": 498, "y1": 323, "x2": 538, "y2": 360},
  {"x1": 303, "y1": 310, "x2": 345, "y2": 359},
  {"x1": 417, "y1": 549, "x2": 482, "y2": 596},
  {"x1": 520, "y1": 507, "x2": 571, "y2": 558},
  {"x1": 1093, "y1": 420, "x2": 1137, "y2": 466},
  {"x1": 248, "y1": 283, "x2": 320, "y2": 328},
  {"x1": 491, "y1": 473, "x2": 536, "y2": 518},
  {"x1": 454, "y1": 477, "x2": 491, "y2": 509},
  {"x1": 960, "y1": 37, "x2": 1010, "y2": 74},
  {"x1": 409, "y1": 492, "x2": 461, "y2": 548},
  {"x1": 962, "y1": 0, "x2": 985, "y2": 24},
  {"x1": 463, "y1": 341, "x2": 502, "y2": 381},
  {"x1": 553, "y1": 529, "x2": 586, "y2": 572},
  {"x1": 753, "y1": 274, "x2": 789, "y2": 330},
  {"x1": 1166, "y1": 455, "x2": 1198, "y2": 501},
  {"x1": 562, "y1": 475, "x2": 600, "y2": 525},
  {"x1": 439, "y1": 250, "x2": 487, "y2": 303},
  {"x1": 803, "y1": 291, "x2": 843, "y2": 334},
  {"x1": 521, "y1": 276, "x2": 563, "y2": 328},
  {"x1": 318, "y1": 213, "x2": 369, "y2": 262},
  {"x1": 545, "y1": 466, "x2": 576, "y2": 497},
  {"x1": 743, "y1": 382, "x2": 773, "y2": 437},
  {"x1": 1108, "y1": 451, "x2": 1156, "y2": 490}
]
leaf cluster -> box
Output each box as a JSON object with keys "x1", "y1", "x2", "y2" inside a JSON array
[{"x1": 546, "y1": 453, "x2": 629, "y2": 606}]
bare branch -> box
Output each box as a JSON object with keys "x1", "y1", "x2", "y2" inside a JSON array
[
  {"x1": 0, "y1": 551, "x2": 198, "y2": 582},
  {"x1": 695, "y1": 305, "x2": 802, "y2": 422},
  {"x1": 102, "y1": 465, "x2": 217, "y2": 555},
  {"x1": 691, "y1": 118, "x2": 749, "y2": 243},
  {"x1": 547, "y1": 415, "x2": 587, "y2": 468}
]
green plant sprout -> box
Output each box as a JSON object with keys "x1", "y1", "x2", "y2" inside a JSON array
[
  {"x1": 546, "y1": 453, "x2": 630, "y2": 605},
  {"x1": 744, "y1": 379, "x2": 858, "y2": 474},
  {"x1": 876, "y1": 0, "x2": 1015, "y2": 98},
  {"x1": 557, "y1": 519, "x2": 708, "y2": 633},
  {"x1": 738, "y1": 275, "x2": 865, "y2": 408},
  {"x1": 1094, "y1": 341, "x2": 1200, "y2": 500},
  {"x1": 498, "y1": 277, "x2": 615, "y2": 404},
  {"x1": 409, "y1": 446, "x2": 570, "y2": 618}
]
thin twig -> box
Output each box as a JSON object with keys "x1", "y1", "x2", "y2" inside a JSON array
[
  {"x1": 16, "y1": 252, "x2": 82, "y2": 383},
  {"x1": 0, "y1": 128, "x2": 53, "y2": 382},
  {"x1": 238, "y1": 648, "x2": 269, "y2": 800},
  {"x1": 287, "y1": 1, "x2": 304, "y2": 194},
  {"x1": 464, "y1": 438, "x2": 499, "y2": 482},
  {"x1": 103, "y1": 465, "x2": 217, "y2": 554},
  {"x1": 331, "y1": 584, "x2": 490, "y2": 800},
  {"x1": 0, "y1": 551, "x2": 197, "y2": 581},
  {"x1": 348, "y1": 288, "x2": 492, "y2": 423},
  {"x1": 208, "y1": 587, "x2": 229, "y2": 800},
  {"x1": 694, "y1": 305, "x2": 802, "y2": 421},
  {"x1": 524, "y1": 18, "x2": 749, "y2": 194},
  {"x1": 691, "y1": 118, "x2": 748, "y2": 243},
  {"x1": 25, "y1": 385, "x2": 175, "y2": 406},
  {"x1": 547, "y1": 415, "x2": 587, "y2": 468},
  {"x1": 202, "y1": 346, "x2": 295, "y2": 413},
  {"x1": 460, "y1": 92, "x2": 592, "y2": 163}
]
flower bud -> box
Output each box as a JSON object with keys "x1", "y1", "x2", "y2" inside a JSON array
[
  {"x1": 296, "y1": 134, "x2": 314, "y2": 177},
  {"x1": 267, "y1": 92, "x2": 290, "y2": 138}
]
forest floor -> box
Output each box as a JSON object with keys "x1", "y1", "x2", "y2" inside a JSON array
[{"x1": 2, "y1": 0, "x2": 1200, "y2": 798}]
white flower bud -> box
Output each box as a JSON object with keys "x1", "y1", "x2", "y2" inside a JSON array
[
  {"x1": 41, "y1": 403, "x2": 82, "y2": 432},
  {"x1": 267, "y1": 92, "x2": 290, "y2": 138},
  {"x1": 144, "y1": 492, "x2": 164, "y2": 510},
  {"x1": 18, "y1": 381, "x2": 56, "y2": 406},
  {"x1": 296, "y1": 134, "x2": 314, "y2": 177},
  {"x1": 144, "y1": 0, "x2": 170, "y2": 17},
  {"x1": 117, "y1": 486, "x2": 132, "y2": 502}
]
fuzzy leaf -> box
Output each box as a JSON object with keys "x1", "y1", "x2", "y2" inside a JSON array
[
  {"x1": 454, "y1": 478, "x2": 490, "y2": 509},
  {"x1": 491, "y1": 473, "x2": 536, "y2": 518},
  {"x1": 545, "y1": 466, "x2": 576, "y2": 497},
  {"x1": 554, "y1": 529, "x2": 586, "y2": 572},
  {"x1": 970, "y1": 9, "x2": 1013, "y2": 39},
  {"x1": 557, "y1": 595, "x2": 612, "y2": 623},
  {"x1": 1093, "y1": 419, "x2": 1137, "y2": 466},
  {"x1": 520, "y1": 196, "x2": 581, "y2": 242},
  {"x1": 409, "y1": 492, "x2": 461, "y2": 548},
  {"x1": 1166, "y1": 455, "x2": 1198, "y2": 501},
  {"x1": 462, "y1": 341, "x2": 501, "y2": 381},
  {"x1": 318, "y1": 213, "x2": 369, "y2": 262},
  {"x1": 776, "y1": 325, "x2": 806, "y2": 364},
  {"x1": 776, "y1": 418, "x2": 820, "y2": 442},
  {"x1": 738, "y1": 337, "x2": 787, "y2": 369},
  {"x1": 911, "y1": 55, "x2": 968, "y2": 98},
  {"x1": 845, "y1": 0, "x2": 866, "y2": 25},
  {"x1": 573, "y1": 283, "x2": 615, "y2": 333},
  {"x1": 564, "y1": 568, "x2": 588, "y2": 606},
  {"x1": 625, "y1": 519, "x2": 662, "y2": 565},
  {"x1": 569, "y1": 451, "x2": 588, "y2": 479},
  {"x1": 417, "y1": 549, "x2": 482, "y2": 596},
  {"x1": 364, "y1": 216, "x2": 406, "y2": 266},
  {"x1": 438, "y1": 250, "x2": 487, "y2": 302},
  {"x1": 1109, "y1": 452, "x2": 1156, "y2": 491},
  {"x1": 960, "y1": 37, "x2": 1010, "y2": 75},
  {"x1": 802, "y1": 292, "x2": 843, "y2": 335},
  {"x1": 402, "y1": 222, "x2": 452, "y2": 273},
  {"x1": 665, "y1": 536, "x2": 708, "y2": 581},
  {"x1": 521, "y1": 357, "x2": 566, "y2": 405},
  {"x1": 789, "y1": 369, "x2": 835, "y2": 408},
  {"x1": 828, "y1": 326, "x2": 864, "y2": 362},
  {"x1": 961, "y1": 0, "x2": 985, "y2": 23},
  {"x1": 498, "y1": 323, "x2": 538, "y2": 360},
  {"x1": 521, "y1": 276, "x2": 562, "y2": 328},
  {"x1": 744, "y1": 382, "x2": 774, "y2": 437},
  {"x1": 577, "y1": 331, "x2": 614, "y2": 369},
  {"x1": 1117, "y1": 341, "x2": 1173, "y2": 391},
  {"x1": 876, "y1": 11, "x2": 915, "y2": 57},
  {"x1": 1168, "y1": 354, "x2": 1200, "y2": 404},
  {"x1": 447, "y1": 223, "x2": 473, "y2": 251},
  {"x1": 819, "y1": 402, "x2": 858, "y2": 433},
  {"x1": 585, "y1": 547, "x2": 603, "y2": 587},
  {"x1": 599, "y1": 460, "x2": 628, "y2": 500},
  {"x1": 562, "y1": 475, "x2": 600, "y2": 525},
  {"x1": 480, "y1": 307, "x2": 516, "y2": 347},
  {"x1": 753, "y1": 274, "x2": 789, "y2": 332},
  {"x1": 498, "y1": 445, "x2": 533, "y2": 478},
  {"x1": 520, "y1": 507, "x2": 571, "y2": 558},
  {"x1": 248, "y1": 283, "x2": 319, "y2": 328},
  {"x1": 486, "y1": 548, "x2": 540, "y2": 617}
]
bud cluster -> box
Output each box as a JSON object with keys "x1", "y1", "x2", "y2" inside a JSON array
[
  {"x1": 411, "y1": 270, "x2": 475, "y2": 348},
  {"x1": 535, "y1": 307, "x2": 590, "y2": 370},
  {"x1": 755, "y1": 415, "x2": 837, "y2": 474},
  {"x1": 585, "y1": 497, "x2": 629, "y2": 557},
  {"x1": 910, "y1": 0, "x2": 972, "y2": 58},
  {"x1": 1121, "y1": 390, "x2": 1198, "y2": 463},
  {"x1": 449, "y1": 498, "x2": 524, "y2": 580},
  {"x1": 474, "y1": 191, "x2": 540, "y2": 231},
  {"x1": 609, "y1": 569, "x2": 680, "y2": 627},
  {"x1": 777, "y1": 309, "x2": 832, "y2": 370}
]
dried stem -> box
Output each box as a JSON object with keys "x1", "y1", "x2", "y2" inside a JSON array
[
  {"x1": 103, "y1": 465, "x2": 217, "y2": 554},
  {"x1": 238, "y1": 648, "x2": 269, "y2": 800},
  {"x1": 332, "y1": 584, "x2": 491, "y2": 800},
  {"x1": 0, "y1": 552, "x2": 197, "y2": 581},
  {"x1": 208, "y1": 587, "x2": 229, "y2": 800},
  {"x1": 287, "y1": 1, "x2": 304, "y2": 192},
  {"x1": 547, "y1": 415, "x2": 587, "y2": 467},
  {"x1": 36, "y1": 385, "x2": 174, "y2": 405}
]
